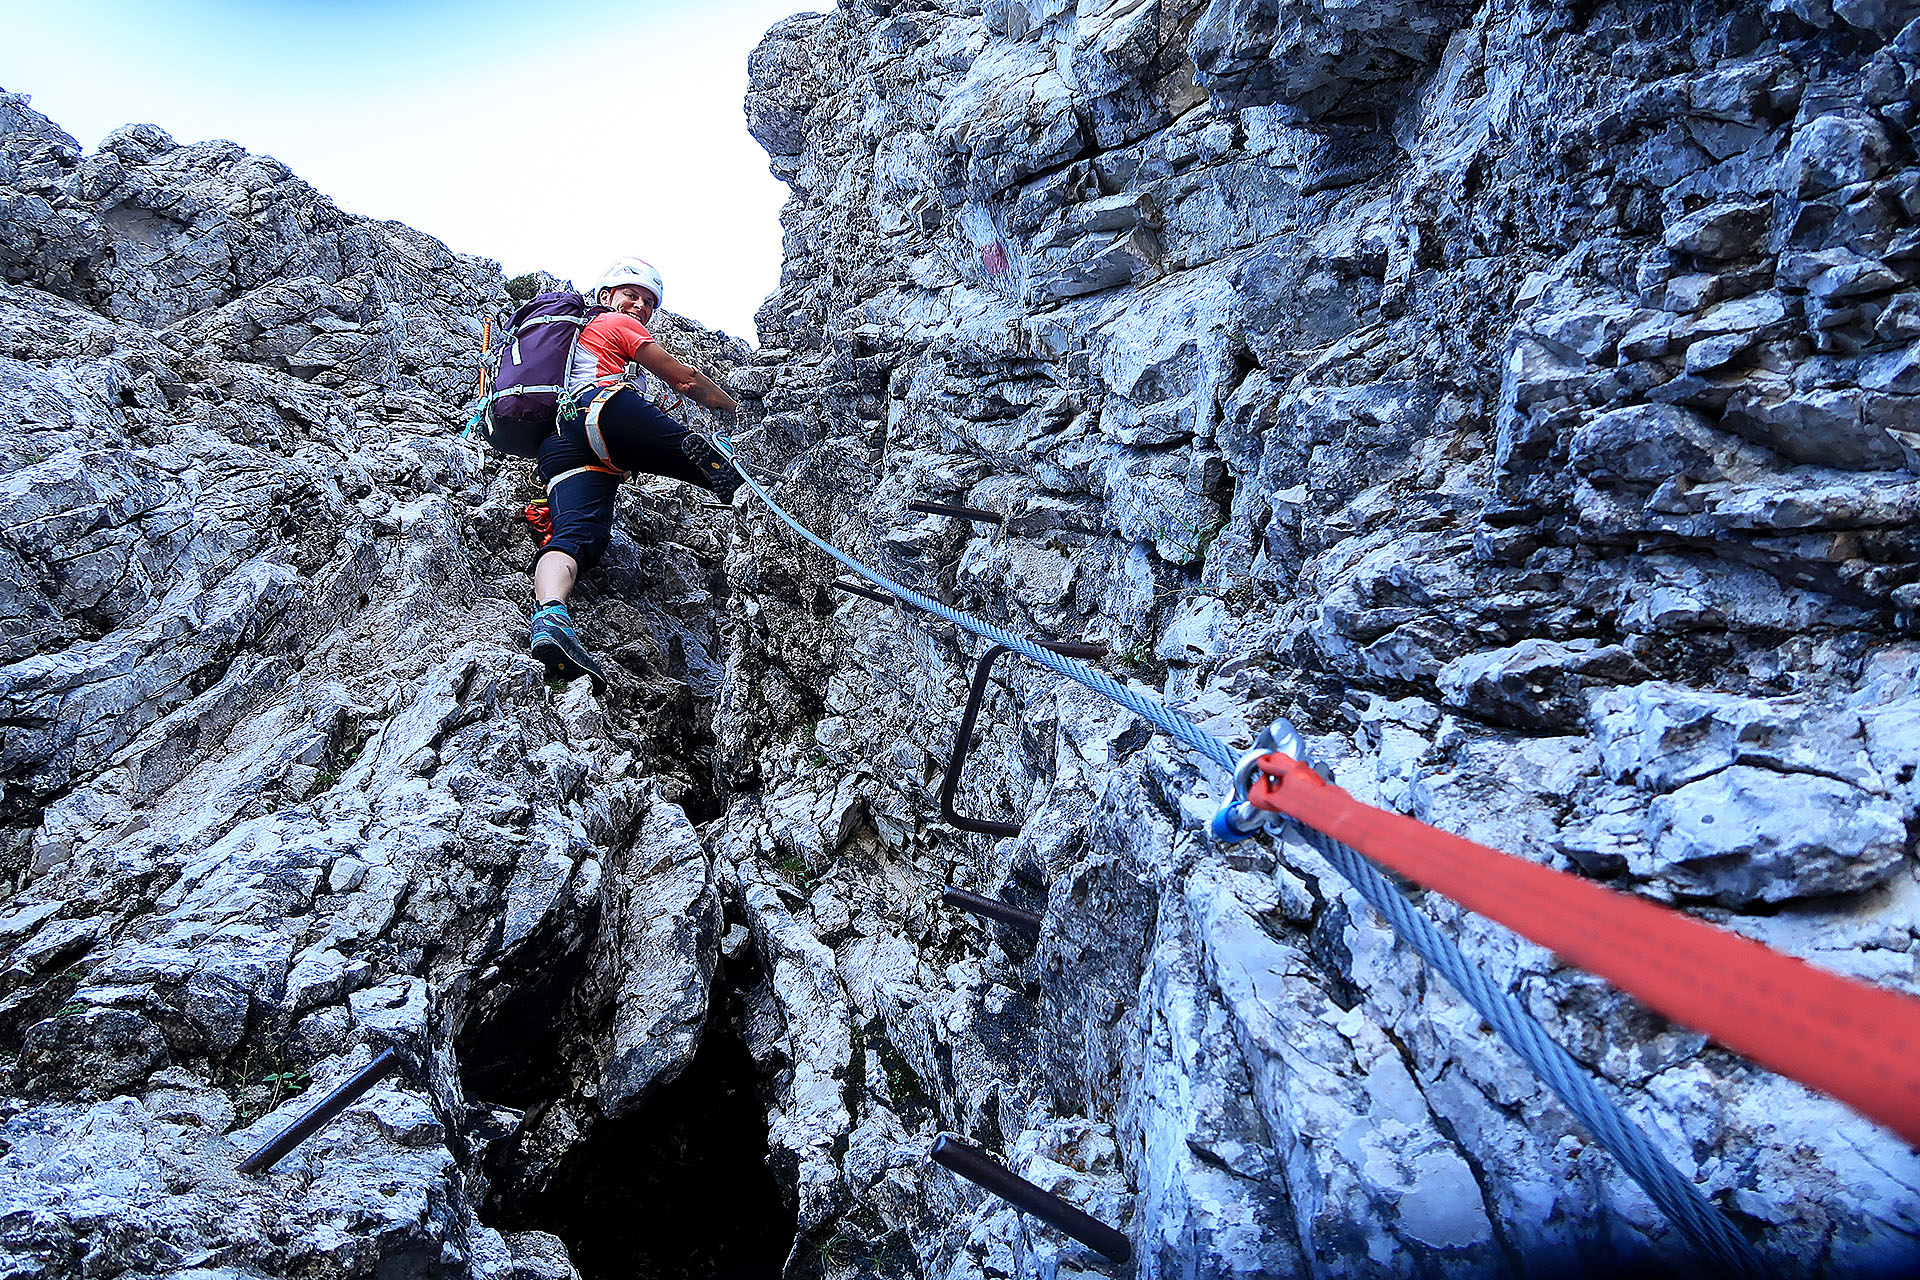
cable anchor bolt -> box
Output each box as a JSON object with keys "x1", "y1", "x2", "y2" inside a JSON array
[{"x1": 1210, "y1": 718, "x2": 1310, "y2": 844}]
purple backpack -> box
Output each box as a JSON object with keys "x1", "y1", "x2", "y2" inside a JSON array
[{"x1": 473, "y1": 291, "x2": 607, "y2": 457}]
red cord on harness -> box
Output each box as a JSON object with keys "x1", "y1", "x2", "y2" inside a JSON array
[{"x1": 1245, "y1": 751, "x2": 1920, "y2": 1146}]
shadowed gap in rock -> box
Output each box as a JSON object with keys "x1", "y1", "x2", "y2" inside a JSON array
[
  {"x1": 0, "y1": 818, "x2": 37, "y2": 897},
  {"x1": 456, "y1": 940, "x2": 591, "y2": 1109},
  {"x1": 479, "y1": 951, "x2": 796, "y2": 1280}
]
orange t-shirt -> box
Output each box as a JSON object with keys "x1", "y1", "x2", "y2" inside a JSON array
[{"x1": 573, "y1": 312, "x2": 653, "y2": 388}]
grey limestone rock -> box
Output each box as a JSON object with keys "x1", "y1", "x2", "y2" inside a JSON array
[
  {"x1": 723, "y1": 2, "x2": 1920, "y2": 1277},
  {"x1": 1643, "y1": 763, "x2": 1907, "y2": 904},
  {"x1": 10, "y1": 1, "x2": 1920, "y2": 1277},
  {"x1": 1188, "y1": 0, "x2": 1476, "y2": 118},
  {"x1": 0, "y1": 81, "x2": 755, "y2": 1280}
]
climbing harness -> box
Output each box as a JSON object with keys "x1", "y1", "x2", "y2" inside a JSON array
[
  {"x1": 526, "y1": 386, "x2": 634, "y2": 496},
  {"x1": 580, "y1": 383, "x2": 630, "y2": 474},
  {"x1": 712, "y1": 437, "x2": 1774, "y2": 1277},
  {"x1": 543, "y1": 464, "x2": 627, "y2": 495}
]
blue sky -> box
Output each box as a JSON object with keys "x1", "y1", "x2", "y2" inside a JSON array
[{"x1": 1, "y1": 0, "x2": 820, "y2": 341}]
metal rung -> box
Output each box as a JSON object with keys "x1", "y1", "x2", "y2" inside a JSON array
[
  {"x1": 237, "y1": 1048, "x2": 402, "y2": 1175},
  {"x1": 941, "y1": 886, "x2": 1042, "y2": 936},
  {"x1": 739, "y1": 459, "x2": 788, "y2": 484},
  {"x1": 909, "y1": 499, "x2": 1004, "y2": 526},
  {"x1": 830, "y1": 578, "x2": 894, "y2": 605},
  {"x1": 940, "y1": 640, "x2": 1108, "y2": 836},
  {"x1": 930, "y1": 1134, "x2": 1132, "y2": 1263}
]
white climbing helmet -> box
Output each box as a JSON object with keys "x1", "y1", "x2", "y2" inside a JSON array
[{"x1": 594, "y1": 256, "x2": 664, "y2": 310}]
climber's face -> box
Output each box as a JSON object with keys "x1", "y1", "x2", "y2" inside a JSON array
[{"x1": 608, "y1": 283, "x2": 656, "y2": 321}]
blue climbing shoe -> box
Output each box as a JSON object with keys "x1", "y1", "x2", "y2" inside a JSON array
[
  {"x1": 682, "y1": 432, "x2": 743, "y2": 504},
  {"x1": 529, "y1": 603, "x2": 606, "y2": 690}
]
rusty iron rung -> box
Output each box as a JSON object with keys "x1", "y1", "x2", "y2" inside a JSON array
[
  {"x1": 939, "y1": 639, "x2": 1109, "y2": 837},
  {"x1": 930, "y1": 1134, "x2": 1132, "y2": 1263},
  {"x1": 237, "y1": 1047, "x2": 402, "y2": 1176},
  {"x1": 742, "y1": 461, "x2": 787, "y2": 482},
  {"x1": 941, "y1": 886, "x2": 1042, "y2": 936},
  {"x1": 909, "y1": 499, "x2": 1005, "y2": 526},
  {"x1": 830, "y1": 578, "x2": 895, "y2": 605},
  {"x1": 1032, "y1": 640, "x2": 1107, "y2": 660}
]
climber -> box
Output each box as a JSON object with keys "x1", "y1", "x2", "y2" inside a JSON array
[{"x1": 528, "y1": 256, "x2": 741, "y2": 686}]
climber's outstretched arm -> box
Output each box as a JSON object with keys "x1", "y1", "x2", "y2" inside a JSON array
[{"x1": 637, "y1": 343, "x2": 738, "y2": 414}]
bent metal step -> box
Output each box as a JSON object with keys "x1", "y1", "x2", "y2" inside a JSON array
[
  {"x1": 237, "y1": 1047, "x2": 402, "y2": 1175},
  {"x1": 930, "y1": 1134, "x2": 1131, "y2": 1263}
]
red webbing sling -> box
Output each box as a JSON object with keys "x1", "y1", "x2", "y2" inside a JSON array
[{"x1": 1246, "y1": 752, "x2": 1920, "y2": 1147}]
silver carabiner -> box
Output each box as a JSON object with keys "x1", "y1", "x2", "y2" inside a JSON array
[{"x1": 1211, "y1": 718, "x2": 1312, "y2": 844}]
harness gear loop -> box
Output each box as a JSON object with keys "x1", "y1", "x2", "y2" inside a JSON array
[{"x1": 545, "y1": 464, "x2": 626, "y2": 494}]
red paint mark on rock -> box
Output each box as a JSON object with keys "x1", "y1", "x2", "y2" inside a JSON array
[{"x1": 980, "y1": 243, "x2": 1009, "y2": 275}]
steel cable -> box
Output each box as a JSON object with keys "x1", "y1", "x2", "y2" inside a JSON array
[
  {"x1": 1295, "y1": 827, "x2": 1765, "y2": 1278},
  {"x1": 717, "y1": 449, "x2": 1765, "y2": 1277}
]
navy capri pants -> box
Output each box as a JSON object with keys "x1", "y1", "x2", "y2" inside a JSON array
[{"x1": 535, "y1": 385, "x2": 717, "y2": 573}]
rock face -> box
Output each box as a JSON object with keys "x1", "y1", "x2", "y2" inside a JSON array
[
  {"x1": 723, "y1": 0, "x2": 1920, "y2": 1276},
  {"x1": 5, "y1": 0, "x2": 1920, "y2": 1277},
  {"x1": 0, "y1": 90, "x2": 747, "y2": 1280}
]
